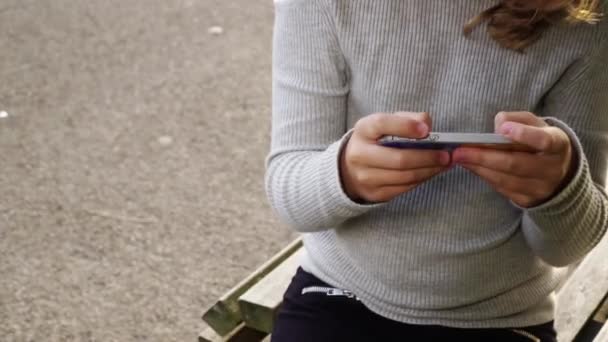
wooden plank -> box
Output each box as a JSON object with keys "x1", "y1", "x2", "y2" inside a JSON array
[
  {"x1": 199, "y1": 325, "x2": 223, "y2": 342},
  {"x1": 594, "y1": 323, "x2": 608, "y2": 342},
  {"x1": 571, "y1": 294, "x2": 608, "y2": 341},
  {"x1": 199, "y1": 323, "x2": 268, "y2": 342},
  {"x1": 238, "y1": 249, "x2": 303, "y2": 334},
  {"x1": 556, "y1": 234, "x2": 608, "y2": 342},
  {"x1": 202, "y1": 238, "x2": 302, "y2": 335},
  {"x1": 594, "y1": 297, "x2": 608, "y2": 323}
]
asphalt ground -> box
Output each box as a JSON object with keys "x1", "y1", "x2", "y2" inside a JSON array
[{"x1": 0, "y1": 1, "x2": 296, "y2": 341}]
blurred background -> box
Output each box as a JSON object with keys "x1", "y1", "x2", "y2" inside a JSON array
[{"x1": 0, "y1": 0, "x2": 296, "y2": 340}]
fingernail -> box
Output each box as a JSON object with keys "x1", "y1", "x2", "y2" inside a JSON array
[
  {"x1": 452, "y1": 151, "x2": 464, "y2": 163},
  {"x1": 417, "y1": 123, "x2": 428, "y2": 136},
  {"x1": 500, "y1": 123, "x2": 514, "y2": 136}
]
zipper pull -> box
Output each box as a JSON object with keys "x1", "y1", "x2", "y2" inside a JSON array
[
  {"x1": 326, "y1": 288, "x2": 346, "y2": 296},
  {"x1": 327, "y1": 288, "x2": 357, "y2": 299}
]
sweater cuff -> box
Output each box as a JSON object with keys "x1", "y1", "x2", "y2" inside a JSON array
[
  {"x1": 520, "y1": 117, "x2": 588, "y2": 217},
  {"x1": 317, "y1": 130, "x2": 385, "y2": 218}
]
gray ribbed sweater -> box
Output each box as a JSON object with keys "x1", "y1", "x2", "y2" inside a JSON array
[{"x1": 265, "y1": 0, "x2": 608, "y2": 328}]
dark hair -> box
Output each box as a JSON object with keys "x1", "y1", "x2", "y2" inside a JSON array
[{"x1": 464, "y1": 0, "x2": 604, "y2": 52}]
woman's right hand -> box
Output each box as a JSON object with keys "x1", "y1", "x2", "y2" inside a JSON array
[{"x1": 340, "y1": 112, "x2": 451, "y2": 203}]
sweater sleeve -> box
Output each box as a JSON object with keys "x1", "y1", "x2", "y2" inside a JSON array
[
  {"x1": 265, "y1": 0, "x2": 383, "y2": 232},
  {"x1": 519, "y1": 26, "x2": 608, "y2": 267}
]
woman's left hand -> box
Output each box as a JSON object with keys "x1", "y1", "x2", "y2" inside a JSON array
[{"x1": 452, "y1": 111, "x2": 576, "y2": 208}]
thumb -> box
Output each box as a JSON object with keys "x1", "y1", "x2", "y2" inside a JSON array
[
  {"x1": 494, "y1": 111, "x2": 545, "y2": 132},
  {"x1": 394, "y1": 111, "x2": 432, "y2": 132}
]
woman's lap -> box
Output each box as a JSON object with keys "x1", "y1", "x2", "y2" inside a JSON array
[{"x1": 271, "y1": 267, "x2": 557, "y2": 342}]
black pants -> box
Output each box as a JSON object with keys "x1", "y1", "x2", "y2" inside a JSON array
[{"x1": 272, "y1": 267, "x2": 557, "y2": 342}]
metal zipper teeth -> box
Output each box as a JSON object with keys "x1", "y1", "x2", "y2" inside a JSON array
[
  {"x1": 301, "y1": 286, "x2": 359, "y2": 299},
  {"x1": 301, "y1": 286, "x2": 336, "y2": 294},
  {"x1": 511, "y1": 329, "x2": 541, "y2": 342}
]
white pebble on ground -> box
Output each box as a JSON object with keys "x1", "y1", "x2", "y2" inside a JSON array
[
  {"x1": 208, "y1": 26, "x2": 224, "y2": 35},
  {"x1": 158, "y1": 135, "x2": 173, "y2": 146}
]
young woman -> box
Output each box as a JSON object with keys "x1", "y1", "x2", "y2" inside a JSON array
[{"x1": 265, "y1": 0, "x2": 608, "y2": 341}]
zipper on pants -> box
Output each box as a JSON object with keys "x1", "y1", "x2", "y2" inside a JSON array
[
  {"x1": 301, "y1": 286, "x2": 360, "y2": 300},
  {"x1": 511, "y1": 329, "x2": 541, "y2": 342}
]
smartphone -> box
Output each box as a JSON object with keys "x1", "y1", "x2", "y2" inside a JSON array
[{"x1": 378, "y1": 133, "x2": 536, "y2": 152}]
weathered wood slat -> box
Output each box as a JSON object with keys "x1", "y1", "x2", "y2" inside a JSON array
[
  {"x1": 556, "y1": 234, "x2": 608, "y2": 342},
  {"x1": 594, "y1": 297, "x2": 608, "y2": 323},
  {"x1": 199, "y1": 323, "x2": 268, "y2": 342},
  {"x1": 238, "y1": 248, "x2": 303, "y2": 334},
  {"x1": 199, "y1": 326, "x2": 221, "y2": 342},
  {"x1": 202, "y1": 238, "x2": 303, "y2": 335}
]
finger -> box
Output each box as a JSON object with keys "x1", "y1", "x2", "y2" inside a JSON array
[
  {"x1": 352, "y1": 143, "x2": 451, "y2": 170},
  {"x1": 354, "y1": 166, "x2": 446, "y2": 187},
  {"x1": 460, "y1": 164, "x2": 553, "y2": 199},
  {"x1": 355, "y1": 112, "x2": 430, "y2": 141},
  {"x1": 452, "y1": 147, "x2": 562, "y2": 178},
  {"x1": 494, "y1": 111, "x2": 546, "y2": 132},
  {"x1": 508, "y1": 193, "x2": 541, "y2": 208},
  {"x1": 463, "y1": 164, "x2": 524, "y2": 202},
  {"x1": 395, "y1": 111, "x2": 432, "y2": 128},
  {"x1": 362, "y1": 168, "x2": 445, "y2": 202},
  {"x1": 498, "y1": 123, "x2": 567, "y2": 153}
]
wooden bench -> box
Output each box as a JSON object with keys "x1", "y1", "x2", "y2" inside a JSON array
[
  {"x1": 200, "y1": 234, "x2": 608, "y2": 342},
  {"x1": 555, "y1": 234, "x2": 608, "y2": 342},
  {"x1": 200, "y1": 238, "x2": 302, "y2": 342}
]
